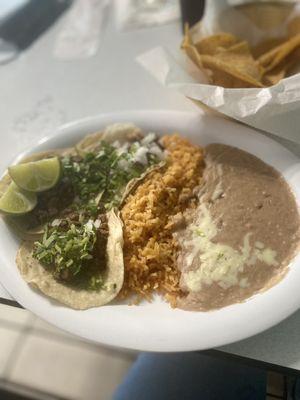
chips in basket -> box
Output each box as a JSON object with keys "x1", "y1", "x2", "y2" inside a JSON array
[{"x1": 182, "y1": 23, "x2": 300, "y2": 88}]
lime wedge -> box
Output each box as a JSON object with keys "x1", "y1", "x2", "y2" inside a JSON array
[
  {"x1": 0, "y1": 183, "x2": 37, "y2": 215},
  {"x1": 8, "y1": 157, "x2": 61, "y2": 192}
]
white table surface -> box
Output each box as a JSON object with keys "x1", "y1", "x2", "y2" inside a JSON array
[{"x1": 1, "y1": 2, "x2": 300, "y2": 372}]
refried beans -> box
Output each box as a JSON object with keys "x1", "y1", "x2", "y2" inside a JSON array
[{"x1": 174, "y1": 143, "x2": 300, "y2": 311}]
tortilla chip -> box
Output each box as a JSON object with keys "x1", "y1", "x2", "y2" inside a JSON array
[
  {"x1": 199, "y1": 49, "x2": 264, "y2": 89},
  {"x1": 181, "y1": 25, "x2": 204, "y2": 67},
  {"x1": 16, "y1": 209, "x2": 124, "y2": 310},
  {"x1": 214, "y1": 42, "x2": 264, "y2": 81},
  {"x1": 262, "y1": 47, "x2": 300, "y2": 86},
  {"x1": 258, "y1": 34, "x2": 300, "y2": 72},
  {"x1": 203, "y1": 61, "x2": 261, "y2": 87},
  {"x1": 182, "y1": 26, "x2": 264, "y2": 88},
  {"x1": 194, "y1": 33, "x2": 239, "y2": 55},
  {"x1": 206, "y1": 68, "x2": 260, "y2": 89},
  {"x1": 252, "y1": 38, "x2": 287, "y2": 58},
  {"x1": 263, "y1": 65, "x2": 287, "y2": 86}
]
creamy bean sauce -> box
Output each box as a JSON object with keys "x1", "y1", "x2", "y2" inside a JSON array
[{"x1": 174, "y1": 144, "x2": 300, "y2": 311}]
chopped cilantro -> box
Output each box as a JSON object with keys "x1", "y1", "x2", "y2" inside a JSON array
[
  {"x1": 33, "y1": 220, "x2": 97, "y2": 281},
  {"x1": 61, "y1": 140, "x2": 156, "y2": 212},
  {"x1": 33, "y1": 138, "x2": 162, "y2": 288}
]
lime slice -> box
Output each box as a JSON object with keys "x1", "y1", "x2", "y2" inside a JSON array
[
  {"x1": 8, "y1": 157, "x2": 61, "y2": 192},
  {"x1": 0, "y1": 183, "x2": 37, "y2": 215}
]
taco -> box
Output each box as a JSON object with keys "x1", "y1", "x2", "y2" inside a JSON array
[
  {"x1": 0, "y1": 123, "x2": 165, "y2": 309},
  {"x1": 17, "y1": 209, "x2": 124, "y2": 309}
]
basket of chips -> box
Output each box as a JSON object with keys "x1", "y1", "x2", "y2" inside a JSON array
[{"x1": 138, "y1": 0, "x2": 300, "y2": 143}]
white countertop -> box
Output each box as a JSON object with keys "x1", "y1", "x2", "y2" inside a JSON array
[{"x1": 1, "y1": 2, "x2": 300, "y2": 371}]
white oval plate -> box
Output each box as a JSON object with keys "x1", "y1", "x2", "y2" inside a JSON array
[{"x1": 0, "y1": 110, "x2": 299, "y2": 352}]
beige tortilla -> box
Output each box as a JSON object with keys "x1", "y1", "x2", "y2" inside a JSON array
[
  {"x1": 77, "y1": 123, "x2": 166, "y2": 206},
  {"x1": 75, "y1": 122, "x2": 143, "y2": 154},
  {"x1": 16, "y1": 209, "x2": 124, "y2": 310}
]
